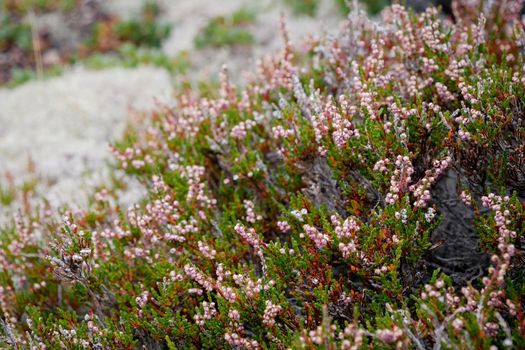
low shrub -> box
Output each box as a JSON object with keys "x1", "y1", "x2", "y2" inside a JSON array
[{"x1": 0, "y1": 1, "x2": 524, "y2": 349}]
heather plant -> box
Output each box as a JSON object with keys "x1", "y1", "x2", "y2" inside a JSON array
[
  {"x1": 286, "y1": 0, "x2": 388, "y2": 16},
  {"x1": 1, "y1": 1, "x2": 525, "y2": 349}
]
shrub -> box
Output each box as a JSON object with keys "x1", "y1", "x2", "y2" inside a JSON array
[{"x1": 0, "y1": 1, "x2": 524, "y2": 349}]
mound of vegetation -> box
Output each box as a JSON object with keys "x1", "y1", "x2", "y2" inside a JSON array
[
  {"x1": 0, "y1": 2, "x2": 524, "y2": 349},
  {"x1": 0, "y1": 0, "x2": 172, "y2": 86}
]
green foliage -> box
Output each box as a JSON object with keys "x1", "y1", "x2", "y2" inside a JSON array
[
  {"x1": 361, "y1": 0, "x2": 390, "y2": 15},
  {"x1": 84, "y1": 44, "x2": 190, "y2": 75},
  {"x1": 194, "y1": 8, "x2": 255, "y2": 49},
  {"x1": 0, "y1": 13, "x2": 32, "y2": 52},
  {"x1": 284, "y1": 0, "x2": 320, "y2": 16},
  {"x1": 334, "y1": 0, "x2": 350, "y2": 15},
  {"x1": 113, "y1": 2, "x2": 171, "y2": 49}
]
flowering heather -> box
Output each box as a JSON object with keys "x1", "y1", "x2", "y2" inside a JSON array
[{"x1": 1, "y1": 1, "x2": 525, "y2": 349}]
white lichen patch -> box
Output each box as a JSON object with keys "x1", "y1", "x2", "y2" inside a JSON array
[{"x1": 0, "y1": 66, "x2": 173, "y2": 210}]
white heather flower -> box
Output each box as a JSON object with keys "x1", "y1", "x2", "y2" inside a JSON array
[
  {"x1": 425, "y1": 207, "x2": 436, "y2": 222},
  {"x1": 291, "y1": 208, "x2": 308, "y2": 222}
]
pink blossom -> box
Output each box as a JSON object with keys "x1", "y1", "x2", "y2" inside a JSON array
[
  {"x1": 262, "y1": 300, "x2": 282, "y2": 327},
  {"x1": 303, "y1": 224, "x2": 331, "y2": 249}
]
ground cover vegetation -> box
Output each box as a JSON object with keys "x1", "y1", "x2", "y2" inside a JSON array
[{"x1": 0, "y1": 1, "x2": 524, "y2": 349}]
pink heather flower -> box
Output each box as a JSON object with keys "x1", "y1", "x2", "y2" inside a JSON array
[
  {"x1": 411, "y1": 156, "x2": 451, "y2": 208},
  {"x1": 184, "y1": 264, "x2": 214, "y2": 292},
  {"x1": 484, "y1": 322, "x2": 499, "y2": 337},
  {"x1": 330, "y1": 107, "x2": 359, "y2": 148},
  {"x1": 481, "y1": 193, "x2": 496, "y2": 208},
  {"x1": 198, "y1": 241, "x2": 217, "y2": 260},
  {"x1": 385, "y1": 155, "x2": 414, "y2": 205},
  {"x1": 233, "y1": 273, "x2": 244, "y2": 286},
  {"x1": 435, "y1": 82, "x2": 455, "y2": 102},
  {"x1": 234, "y1": 223, "x2": 260, "y2": 248},
  {"x1": 331, "y1": 215, "x2": 360, "y2": 239},
  {"x1": 277, "y1": 220, "x2": 291, "y2": 233},
  {"x1": 312, "y1": 113, "x2": 329, "y2": 145},
  {"x1": 303, "y1": 224, "x2": 331, "y2": 249},
  {"x1": 136, "y1": 290, "x2": 149, "y2": 308},
  {"x1": 376, "y1": 326, "x2": 403, "y2": 344},
  {"x1": 224, "y1": 332, "x2": 259, "y2": 350},
  {"x1": 164, "y1": 217, "x2": 199, "y2": 242},
  {"x1": 183, "y1": 165, "x2": 217, "y2": 209},
  {"x1": 272, "y1": 125, "x2": 294, "y2": 140},
  {"x1": 244, "y1": 278, "x2": 263, "y2": 298},
  {"x1": 218, "y1": 285, "x2": 237, "y2": 303},
  {"x1": 373, "y1": 158, "x2": 390, "y2": 173},
  {"x1": 460, "y1": 191, "x2": 472, "y2": 206},
  {"x1": 304, "y1": 323, "x2": 338, "y2": 345},
  {"x1": 194, "y1": 301, "x2": 217, "y2": 327},
  {"x1": 228, "y1": 309, "x2": 241, "y2": 321},
  {"x1": 506, "y1": 299, "x2": 517, "y2": 316},
  {"x1": 232, "y1": 274, "x2": 273, "y2": 299},
  {"x1": 231, "y1": 120, "x2": 257, "y2": 139},
  {"x1": 458, "y1": 128, "x2": 471, "y2": 141},
  {"x1": 394, "y1": 209, "x2": 408, "y2": 223},
  {"x1": 215, "y1": 263, "x2": 231, "y2": 282},
  {"x1": 244, "y1": 200, "x2": 262, "y2": 223},
  {"x1": 374, "y1": 266, "x2": 389, "y2": 275},
  {"x1": 262, "y1": 300, "x2": 282, "y2": 327},
  {"x1": 338, "y1": 242, "x2": 357, "y2": 258}
]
